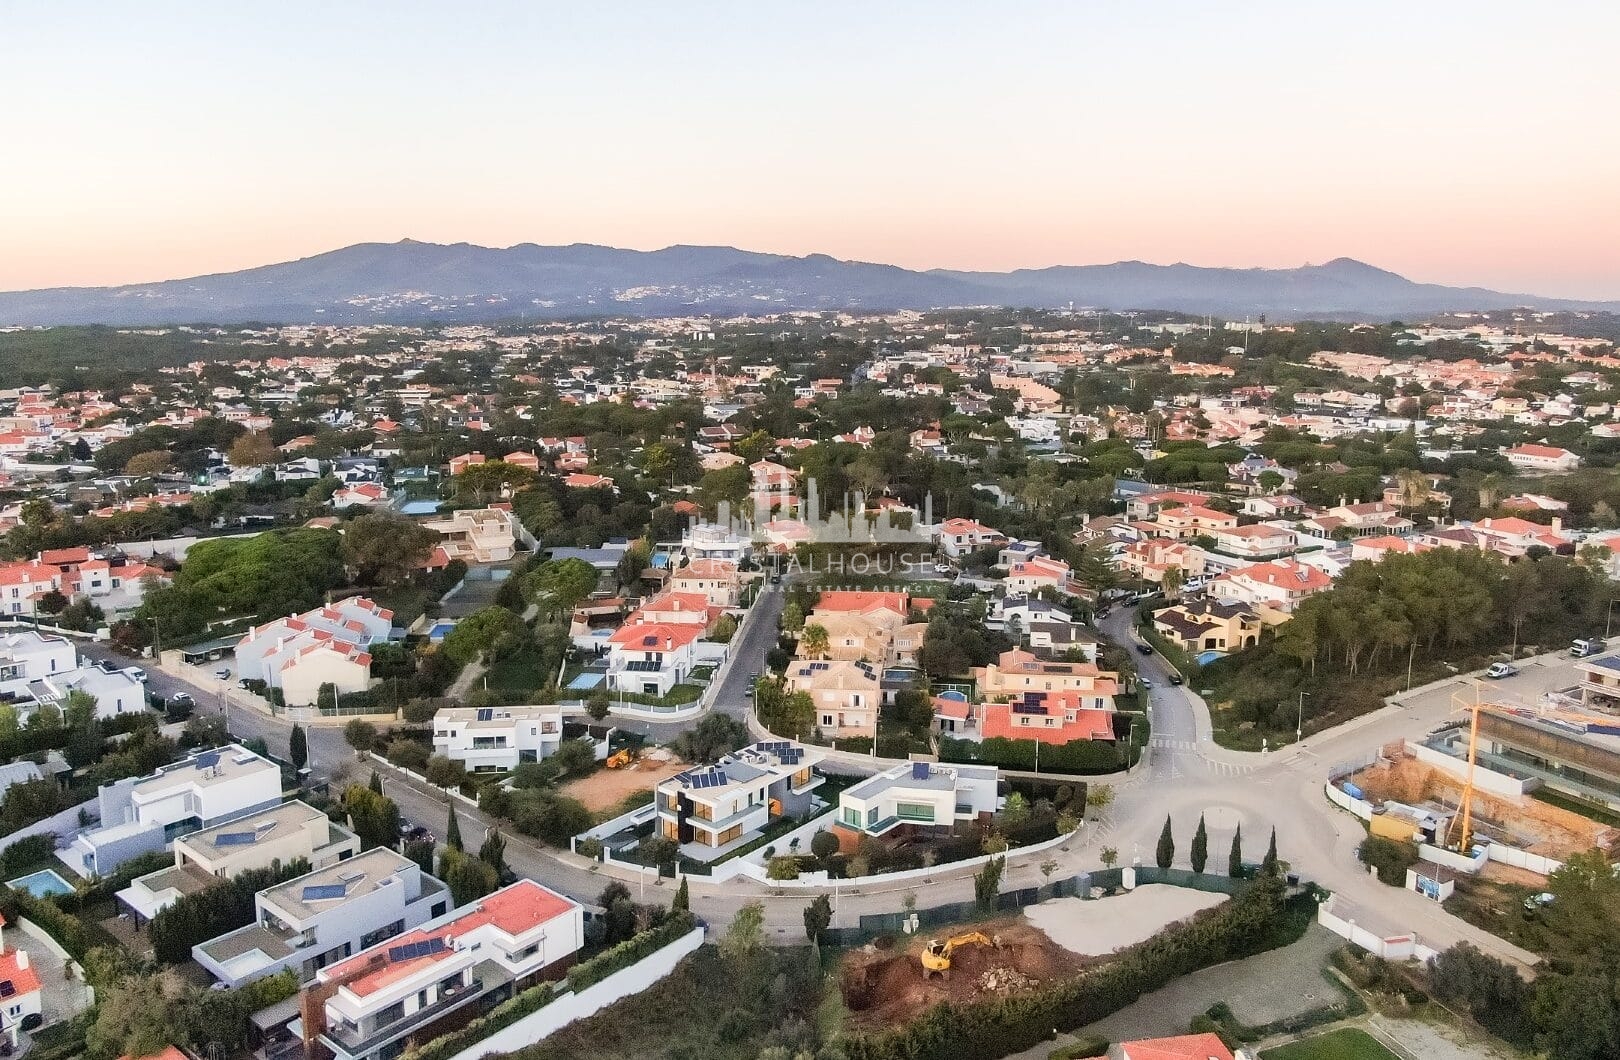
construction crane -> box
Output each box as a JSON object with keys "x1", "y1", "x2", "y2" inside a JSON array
[
  {"x1": 1447, "y1": 683, "x2": 1487, "y2": 854},
  {"x1": 920, "y1": 932, "x2": 997, "y2": 977}
]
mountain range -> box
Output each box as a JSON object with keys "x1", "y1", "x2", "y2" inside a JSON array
[{"x1": 1, "y1": 240, "x2": 1613, "y2": 325}]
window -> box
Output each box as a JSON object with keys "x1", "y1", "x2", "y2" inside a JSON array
[
  {"x1": 842, "y1": 807, "x2": 861, "y2": 827},
  {"x1": 895, "y1": 802, "x2": 934, "y2": 822}
]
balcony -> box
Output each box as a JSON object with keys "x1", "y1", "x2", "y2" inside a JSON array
[{"x1": 323, "y1": 974, "x2": 490, "y2": 1059}]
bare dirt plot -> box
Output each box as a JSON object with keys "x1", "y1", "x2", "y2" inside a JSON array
[
  {"x1": 563, "y1": 755, "x2": 687, "y2": 814},
  {"x1": 840, "y1": 919, "x2": 1083, "y2": 1027},
  {"x1": 1348, "y1": 753, "x2": 1613, "y2": 859},
  {"x1": 1024, "y1": 884, "x2": 1229, "y2": 957}
]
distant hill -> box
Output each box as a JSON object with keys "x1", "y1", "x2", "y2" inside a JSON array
[{"x1": 1, "y1": 240, "x2": 1612, "y2": 325}]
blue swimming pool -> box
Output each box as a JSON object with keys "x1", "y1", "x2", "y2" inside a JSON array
[
  {"x1": 1195, "y1": 649, "x2": 1227, "y2": 666},
  {"x1": 427, "y1": 621, "x2": 457, "y2": 642},
  {"x1": 567, "y1": 672, "x2": 605, "y2": 690},
  {"x1": 6, "y1": 868, "x2": 73, "y2": 898}
]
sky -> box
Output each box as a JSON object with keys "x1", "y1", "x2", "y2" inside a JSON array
[{"x1": 3, "y1": 1, "x2": 1618, "y2": 298}]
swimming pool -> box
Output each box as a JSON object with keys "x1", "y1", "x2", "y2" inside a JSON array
[
  {"x1": 427, "y1": 621, "x2": 457, "y2": 642},
  {"x1": 6, "y1": 868, "x2": 74, "y2": 898},
  {"x1": 567, "y1": 672, "x2": 605, "y2": 690}
]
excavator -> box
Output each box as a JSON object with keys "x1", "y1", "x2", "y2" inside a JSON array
[
  {"x1": 605, "y1": 749, "x2": 635, "y2": 769},
  {"x1": 920, "y1": 932, "x2": 997, "y2": 977}
]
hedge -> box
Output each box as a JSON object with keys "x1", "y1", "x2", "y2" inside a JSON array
[
  {"x1": 566, "y1": 911, "x2": 697, "y2": 992},
  {"x1": 842, "y1": 879, "x2": 1307, "y2": 1060},
  {"x1": 940, "y1": 733, "x2": 1133, "y2": 775},
  {"x1": 1049, "y1": 1034, "x2": 1109, "y2": 1059}
]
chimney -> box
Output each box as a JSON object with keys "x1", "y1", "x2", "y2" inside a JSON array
[
  {"x1": 17, "y1": 951, "x2": 28, "y2": 969},
  {"x1": 1553, "y1": 516, "x2": 1563, "y2": 532},
  {"x1": 665, "y1": 637, "x2": 673, "y2": 651}
]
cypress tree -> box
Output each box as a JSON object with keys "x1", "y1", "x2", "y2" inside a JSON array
[
  {"x1": 447, "y1": 802, "x2": 463, "y2": 851},
  {"x1": 1229, "y1": 823, "x2": 1244, "y2": 877},
  {"x1": 1263, "y1": 826, "x2": 1280, "y2": 876},
  {"x1": 288, "y1": 723, "x2": 308, "y2": 773},
  {"x1": 671, "y1": 876, "x2": 689, "y2": 913},
  {"x1": 1155, "y1": 815, "x2": 1175, "y2": 870},
  {"x1": 1190, "y1": 814, "x2": 1208, "y2": 873},
  {"x1": 368, "y1": 769, "x2": 383, "y2": 794}
]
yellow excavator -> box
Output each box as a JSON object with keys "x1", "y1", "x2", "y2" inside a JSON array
[
  {"x1": 605, "y1": 749, "x2": 635, "y2": 769},
  {"x1": 920, "y1": 932, "x2": 996, "y2": 977}
]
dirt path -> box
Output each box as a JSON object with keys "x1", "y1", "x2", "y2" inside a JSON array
[
  {"x1": 563, "y1": 752, "x2": 687, "y2": 813},
  {"x1": 1024, "y1": 884, "x2": 1229, "y2": 957}
]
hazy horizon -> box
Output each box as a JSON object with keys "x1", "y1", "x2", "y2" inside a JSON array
[{"x1": 5, "y1": 1, "x2": 1618, "y2": 299}]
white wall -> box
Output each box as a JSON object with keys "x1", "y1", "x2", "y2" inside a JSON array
[
  {"x1": 443, "y1": 925, "x2": 704, "y2": 1060},
  {"x1": 1404, "y1": 740, "x2": 1535, "y2": 800}
]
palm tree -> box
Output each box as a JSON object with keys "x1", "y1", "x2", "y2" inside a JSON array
[
  {"x1": 1394, "y1": 469, "x2": 1428, "y2": 517},
  {"x1": 801, "y1": 624, "x2": 830, "y2": 660},
  {"x1": 1478, "y1": 472, "x2": 1505, "y2": 511},
  {"x1": 1161, "y1": 566, "x2": 1185, "y2": 602}
]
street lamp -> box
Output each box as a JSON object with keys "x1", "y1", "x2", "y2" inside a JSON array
[{"x1": 1296, "y1": 691, "x2": 1310, "y2": 744}]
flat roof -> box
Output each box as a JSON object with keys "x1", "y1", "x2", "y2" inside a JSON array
[
  {"x1": 262, "y1": 847, "x2": 417, "y2": 922},
  {"x1": 845, "y1": 761, "x2": 996, "y2": 801},
  {"x1": 133, "y1": 744, "x2": 276, "y2": 799},
  {"x1": 180, "y1": 799, "x2": 331, "y2": 856}
]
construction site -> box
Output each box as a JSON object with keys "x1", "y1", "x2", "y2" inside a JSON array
[{"x1": 839, "y1": 919, "x2": 1085, "y2": 1026}]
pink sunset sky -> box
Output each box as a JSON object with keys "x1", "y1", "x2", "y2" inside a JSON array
[{"x1": 4, "y1": 2, "x2": 1617, "y2": 299}]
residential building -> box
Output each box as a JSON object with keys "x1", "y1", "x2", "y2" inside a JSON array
[
  {"x1": 1152, "y1": 505, "x2": 1239, "y2": 541},
  {"x1": 0, "y1": 560, "x2": 58, "y2": 616},
  {"x1": 1208, "y1": 523, "x2": 1297, "y2": 560},
  {"x1": 1470, "y1": 516, "x2": 1572, "y2": 558},
  {"x1": 668, "y1": 558, "x2": 741, "y2": 607},
  {"x1": 1207, "y1": 558, "x2": 1333, "y2": 618},
  {"x1": 63, "y1": 743, "x2": 284, "y2": 877},
  {"x1": 1120, "y1": 1033, "x2": 1236, "y2": 1060},
  {"x1": 1504, "y1": 443, "x2": 1581, "y2": 473},
  {"x1": 785, "y1": 660, "x2": 882, "y2": 739},
  {"x1": 973, "y1": 648, "x2": 1119, "y2": 704},
  {"x1": 1005, "y1": 556, "x2": 1075, "y2": 596},
  {"x1": 0, "y1": 629, "x2": 74, "y2": 679},
  {"x1": 605, "y1": 621, "x2": 702, "y2": 697},
  {"x1": 0, "y1": 920, "x2": 42, "y2": 1050},
  {"x1": 935, "y1": 517, "x2": 1007, "y2": 559},
  {"x1": 432, "y1": 704, "x2": 564, "y2": 771},
  {"x1": 194, "y1": 848, "x2": 449, "y2": 988},
  {"x1": 836, "y1": 760, "x2": 998, "y2": 837},
  {"x1": 979, "y1": 692, "x2": 1118, "y2": 745},
  {"x1": 307, "y1": 880, "x2": 585, "y2": 1060},
  {"x1": 118, "y1": 801, "x2": 361, "y2": 922},
  {"x1": 1152, "y1": 600, "x2": 1262, "y2": 654},
  {"x1": 235, "y1": 598, "x2": 393, "y2": 707},
  {"x1": 656, "y1": 740, "x2": 824, "y2": 859},
  {"x1": 419, "y1": 506, "x2": 517, "y2": 564}
]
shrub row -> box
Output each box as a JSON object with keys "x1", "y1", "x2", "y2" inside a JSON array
[
  {"x1": 566, "y1": 911, "x2": 698, "y2": 992},
  {"x1": 940, "y1": 734, "x2": 1129, "y2": 775}
]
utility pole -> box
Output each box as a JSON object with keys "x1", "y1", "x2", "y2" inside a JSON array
[{"x1": 1296, "y1": 691, "x2": 1310, "y2": 744}]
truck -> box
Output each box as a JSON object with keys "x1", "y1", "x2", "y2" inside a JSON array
[{"x1": 1571, "y1": 638, "x2": 1605, "y2": 658}]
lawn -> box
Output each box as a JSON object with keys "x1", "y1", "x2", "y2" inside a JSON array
[{"x1": 1261, "y1": 1028, "x2": 1400, "y2": 1060}]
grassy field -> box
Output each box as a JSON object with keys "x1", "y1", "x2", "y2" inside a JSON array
[
  {"x1": 1261, "y1": 1027, "x2": 1400, "y2": 1060},
  {"x1": 486, "y1": 648, "x2": 551, "y2": 692}
]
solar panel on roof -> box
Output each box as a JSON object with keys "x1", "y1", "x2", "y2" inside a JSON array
[
  {"x1": 388, "y1": 937, "x2": 448, "y2": 961},
  {"x1": 302, "y1": 883, "x2": 348, "y2": 901},
  {"x1": 195, "y1": 752, "x2": 220, "y2": 769},
  {"x1": 643, "y1": 635, "x2": 658, "y2": 646},
  {"x1": 215, "y1": 831, "x2": 259, "y2": 846},
  {"x1": 912, "y1": 762, "x2": 930, "y2": 780},
  {"x1": 0, "y1": 980, "x2": 14, "y2": 997},
  {"x1": 475, "y1": 708, "x2": 494, "y2": 721}
]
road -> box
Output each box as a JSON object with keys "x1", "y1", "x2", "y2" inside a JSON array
[{"x1": 79, "y1": 595, "x2": 1569, "y2": 964}]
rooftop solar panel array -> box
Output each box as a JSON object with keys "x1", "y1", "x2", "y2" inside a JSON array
[
  {"x1": 476, "y1": 708, "x2": 494, "y2": 721},
  {"x1": 301, "y1": 883, "x2": 349, "y2": 901},
  {"x1": 215, "y1": 831, "x2": 260, "y2": 846},
  {"x1": 387, "y1": 937, "x2": 448, "y2": 962}
]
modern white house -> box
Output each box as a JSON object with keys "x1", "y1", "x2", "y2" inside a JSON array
[
  {"x1": 117, "y1": 800, "x2": 361, "y2": 922},
  {"x1": 836, "y1": 761, "x2": 999, "y2": 837},
  {"x1": 234, "y1": 598, "x2": 394, "y2": 706},
  {"x1": 193, "y1": 847, "x2": 449, "y2": 988},
  {"x1": 655, "y1": 740, "x2": 825, "y2": 860},
  {"x1": 306, "y1": 880, "x2": 584, "y2": 1060},
  {"x1": 0, "y1": 631, "x2": 146, "y2": 722},
  {"x1": 61, "y1": 743, "x2": 284, "y2": 878},
  {"x1": 605, "y1": 621, "x2": 702, "y2": 697},
  {"x1": 0, "y1": 630, "x2": 76, "y2": 679},
  {"x1": 432, "y1": 704, "x2": 564, "y2": 771},
  {"x1": 0, "y1": 920, "x2": 43, "y2": 1050}
]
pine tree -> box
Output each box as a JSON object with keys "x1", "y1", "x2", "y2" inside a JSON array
[
  {"x1": 368, "y1": 769, "x2": 383, "y2": 795},
  {"x1": 447, "y1": 803, "x2": 464, "y2": 852},
  {"x1": 671, "y1": 877, "x2": 689, "y2": 913},
  {"x1": 1262, "y1": 826, "x2": 1279, "y2": 877},
  {"x1": 1155, "y1": 815, "x2": 1175, "y2": 870},
  {"x1": 1190, "y1": 814, "x2": 1208, "y2": 873},
  {"x1": 1229, "y1": 823, "x2": 1244, "y2": 877},
  {"x1": 289, "y1": 724, "x2": 308, "y2": 773}
]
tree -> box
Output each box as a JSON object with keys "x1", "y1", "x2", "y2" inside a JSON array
[
  {"x1": 598, "y1": 882, "x2": 637, "y2": 943},
  {"x1": 1190, "y1": 814, "x2": 1209, "y2": 873},
  {"x1": 344, "y1": 719, "x2": 377, "y2": 754},
  {"x1": 803, "y1": 894, "x2": 832, "y2": 944},
  {"x1": 288, "y1": 723, "x2": 308, "y2": 773},
  {"x1": 438, "y1": 846, "x2": 499, "y2": 906},
  {"x1": 341, "y1": 512, "x2": 439, "y2": 586},
  {"x1": 446, "y1": 803, "x2": 464, "y2": 851},
  {"x1": 1262, "y1": 827, "x2": 1280, "y2": 877},
  {"x1": 586, "y1": 685, "x2": 611, "y2": 722},
  {"x1": 369, "y1": 769, "x2": 384, "y2": 794},
  {"x1": 1100, "y1": 846, "x2": 1118, "y2": 869},
  {"x1": 974, "y1": 855, "x2": 1006, "y2": 911},
  {"x1": 1086, "y1": 783, "x2": 1113, "y2": 817},
  {"x1": 343, "y1": 784, "x2": 400, "y2": 850},
  {"x1": 403, "y1": 837, "x2": 435, "y2": 876},
  {"x1": 671, "y1": 876, "x2": 689, "y2": 913},
  {"x1": 86, "y1": 972, "x2": 172, "y2": 1060},
  {"x1": 810, "y1": 829, "x2": 840, "y2": 861},
  {"x1": 721, "y1": 901, "x2": 765, "y2": 966},
  {"x1": 782, "y1": 600, "x2": 805, "y2": 633},
  {"x1": 479, "y1": 829, "x2": 507, "y2": 876},
  {"x1": 801, "y1": 623, "x2": 830, "y2": 660},
  {"x1": 1229, "y1": 824, "x2": 1243, "y2": 877},
  {"x1": 124, "y1": 450, "x2": 173, "y2": 477},
  {"x1": 710, "y1": 613, "x2": 738, "y2": 644},
  {"x1": 228, "y1": 430, "x2": 277, "y2": 468},
  {"x1": 1156, "y1": 815, "x2": 1175, "y2": 869}
]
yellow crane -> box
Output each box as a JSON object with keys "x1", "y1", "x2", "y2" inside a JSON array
[{"x1": 920, "y1": 931, "x2": 996, "y2": 977}]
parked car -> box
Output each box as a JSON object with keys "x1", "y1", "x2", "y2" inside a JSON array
[
  {"x1": 213, "y1": 667, "x2": 232, "y2": 680},
  {"x1": 1136, "y1": 643, "x2": 1154, "y2": 655},
  {"x1": 1168, "y1": 673, "x2": 1185, "y2": 685},
  {"x1": 1485, "y1": 662, "x2": 1520, "y2": 679},
  {"x1": 121, "y1": 666, "x2": 148, "y2": 683}
]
